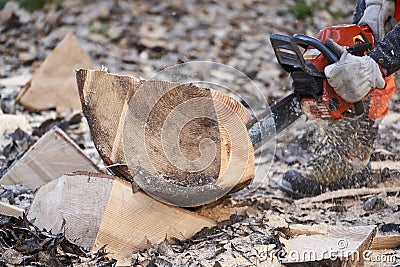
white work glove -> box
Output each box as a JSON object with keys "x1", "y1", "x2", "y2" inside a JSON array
[
  {"x1": 358, "y1": 0, "x2": 396, "y2": 42},
  {"x1": 324, "y1": 39, "x2": 386, "y2": 103}
]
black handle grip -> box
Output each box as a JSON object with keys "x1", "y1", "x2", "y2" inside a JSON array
[
  {"x1": 353, "y1": 101, "x2": 364, "y2": 116},
  {"x1": 293, "y1": 34, "x2": 365, "y2": 116},
  {"x1": 292, "y1": 34, "x2": 339, "y2": 64}
]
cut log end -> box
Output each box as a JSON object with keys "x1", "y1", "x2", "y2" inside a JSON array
[{"x1": 77, "y1": 69, "x2": 256, "y2": 201}]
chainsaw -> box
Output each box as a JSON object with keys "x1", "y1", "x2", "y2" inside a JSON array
[
  {"x1": 114, "y1": 24, "x2": 394, "y2": 207},
  {"x1": 248, "y1": 24, "x2": 394, "y2": 149}
]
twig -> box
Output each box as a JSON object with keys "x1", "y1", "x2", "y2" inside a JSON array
[
  {"x1": 294, "y1": 187, "x2": 400, "y2": 208},
  {"x1": 0, "y1": 202, "x2": 24, "y2": 217},
  {"x1": 370, "y1": 160, "x2": 400, "y2": 170}
]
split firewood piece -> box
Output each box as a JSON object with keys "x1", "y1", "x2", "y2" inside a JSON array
[
  {"x1": 76, "y1": 69, "x2": 141, "y2": 180},
  {"x1": 281, "y1": 224, "x2": 400, "y2": 251},
  {"x1": 280, "y1": 225, "x2": 377, "y2": 267},
  {"x1": 0, "y1": 127, "x2": 100, "y2": 190},
  {"x1": 27, "y1": 172, "x2": 216, "y2": 265},
  {"x1": 16, "y1": 33, "x2": 93, "y2": 115},
  {"x1": 76, "y1": 69, "x2": 255, "y2": 192},
  {"x1": 0, "y1": 202, "x2": 24, "y2": 217}
]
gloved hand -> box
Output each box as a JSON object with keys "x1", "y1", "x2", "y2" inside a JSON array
[
  {"x1": 358, "y1": 0, "x2": 396, "y2": 42},
  {"x1": 324, "y1": 39, "x2": 386, "y2": 103}
]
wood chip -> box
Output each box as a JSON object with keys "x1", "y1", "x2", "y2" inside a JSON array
[
  {"x1": 0, "y1": 202, "x2": 24, "y2": 217},
  {"x1": 0, "y1": 74, "x2": 31, "y2": 87},
  {"x1": 0, "y1": 127, "x2": 100, "y2": 190},
  {"x1": 16, "y1": 32, "x2": 93, "y2": 115}
]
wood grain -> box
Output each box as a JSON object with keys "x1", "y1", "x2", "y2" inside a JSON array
[
  {"x1": 0, "y1": 127, "x2": 100, "y2": 190},
  {"x1": 124, "y1": 82, "x2": 222, "y2": 183},
  {"x1": 27, "y1": 172, "x2": 114, "y2": 249},
  {"x1": 210, "y1": 89, "x2": 254, "y2": 187},
  {"x1": 27, "y1": 172, "x2": 215, "y2": 265},
  {"x1": 370, "y1": 235, "x2": 400, "y2": 250},
  {"x1": 77, "y1": 69, "x2": 255, "y2": 191},
  {"x1": 0, "y1": 202, "x2": 24, "y2": 217},
  {"x1": 94, "y1": 178, "x2": 215, "y2": 264},
  {"x1": 76, "y1": 69, "x2": 141, "y2": 180},
  {"x1": 278, "y1": 224, "x2": 400, "y2": 251}
]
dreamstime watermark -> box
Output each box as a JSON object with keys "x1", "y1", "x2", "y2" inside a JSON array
[{"x1": 275, "y1": 238, "x2": 397, "y2": 264}]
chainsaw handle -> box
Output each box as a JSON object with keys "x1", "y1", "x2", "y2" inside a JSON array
[
  {"x1": 353, "y1": 101, "x2": 364, "y2": 116},
  {"x1": 292, "y1": 34, "x2": 338, "y2": 64},
  {"x1": 293, "y1": 34, "x2": 365, "y2": 116}
]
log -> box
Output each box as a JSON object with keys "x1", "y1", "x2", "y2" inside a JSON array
[
  {"x1": 280, "y1": 225, "x2": 377, "y2": 267},
  {"x1": 27, "y1": 172, "x2": 215, "y2": 266},
  {"x1": 16, "y1": 33, "x2": 93, "y2": 115},
  {"x1": 0, "y1": 127, "x2": 100, "y2": 190},
  {"x1": 76, "y1": 69, "x2": 255, "y2": 202},
  {"x1": 0, "y1": 202, "x2": 24, "y2": 217}
]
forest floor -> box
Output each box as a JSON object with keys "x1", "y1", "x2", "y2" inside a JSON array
[{"x1": 0, "y1": 0, "x2": 399, "y2": 266}]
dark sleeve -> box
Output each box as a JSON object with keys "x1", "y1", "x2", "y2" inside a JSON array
[
  {"x1": 369, "y1": 23, "x2": 400, "y2": 76},
  {"x1": 352, "y1": 0, "x2": 366, "y2": 24}
]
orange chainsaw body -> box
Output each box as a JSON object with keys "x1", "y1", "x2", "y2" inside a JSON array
[{"x1": 300, "y1": 24, "x2": 395, "y2": 120}]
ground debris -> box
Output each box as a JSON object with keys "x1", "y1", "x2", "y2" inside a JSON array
[
  {"x1": 0, "y1": 127, "x2": 35, "y2": 177},
  {"x1": 380, "y1": 223, "x2": 400, "y2": 234},
  {"x1": 362, "y1": 192, "x2": 387, "y2": 211},
  {"x1": 0, "y1": 214, "x2": 116, "y2": 266},
  {"x1": 0, "y1": 0, "x2": 399, "y2": 266},
  {"x1": 32, "y1": 112, "x2": 82, "y2": 137},
  {"x1": 132, "y1": 214, "x2": 285, "y2": 266},
  {"x1": 0, "y1": 183, "x2": 32, "y2": 210}
]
